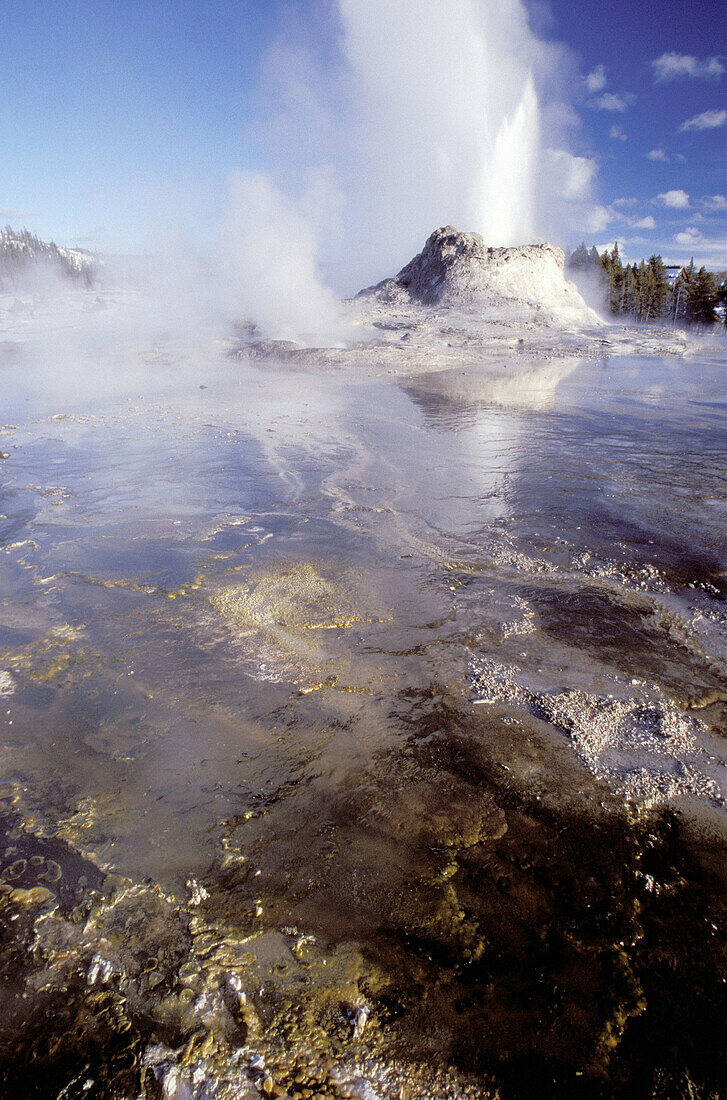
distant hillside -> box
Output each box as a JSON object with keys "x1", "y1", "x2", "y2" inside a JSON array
[{"x1": 0, "y1": 226, "x2": 98, "y2": 289}]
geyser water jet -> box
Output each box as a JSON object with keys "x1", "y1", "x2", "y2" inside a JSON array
[
  {"x1": 235, "y1": 0, "x2": 595, "y2": 321},
  {"x1": 474, "y1": 71, "x2": 540, "y2": 245},
  {"x1": 330, "y1": 0, "x2": 554, "y2": 285}
]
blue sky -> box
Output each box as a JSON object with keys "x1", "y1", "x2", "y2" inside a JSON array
[
  {"x1": 1, "y1": 0, "x2": 725, "y2": 268},
  {"x1": 551, "y1": 0, "x2": 727, "y2": 266}
]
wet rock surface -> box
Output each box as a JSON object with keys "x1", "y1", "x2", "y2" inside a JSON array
[
  {"x1": 0, "y1": 731, "x2": 725, "y2": 1099},
  {"x1": 0, "y1": 350, "x2": 724, "y2": 1098}
]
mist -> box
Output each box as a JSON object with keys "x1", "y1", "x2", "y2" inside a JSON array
[
  {"x1": 216, "y1": 170, "x2": 349, "y2": 343},
  {"x1": 3, "y1": 0, "x2": 602, "y2": 349},
  {"x1": 246, "y1": 0, "x2": 598, "y2": 299}
]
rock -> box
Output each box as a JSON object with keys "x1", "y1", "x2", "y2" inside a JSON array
[
  {"x1": 351, "y1": 1004, "x2": 370, "y2": 1040},
  {"x1": 242, "y1": 338, "x2": 303, "y2": 360},
  {"x1": 358, "y1": 225, "x2": 600, "y2": 325}
]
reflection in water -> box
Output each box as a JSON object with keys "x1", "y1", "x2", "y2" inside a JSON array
[
  {"x1": 0, "y1": 351, "x2": 725, "y2": 1098},
  {"x1": 402, "y1": 356, "x2": 581, "y2": 425}
]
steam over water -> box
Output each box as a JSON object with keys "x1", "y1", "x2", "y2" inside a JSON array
[
  {"x1": 0, "y1": 339, "x2": 725, "y2": 1098},
  {"x1": 225, "y1": 0, "x2": 593, "y2": 320},
  {"x1": 1, "y1": 3, "x2": 723, "y2": 1096}
]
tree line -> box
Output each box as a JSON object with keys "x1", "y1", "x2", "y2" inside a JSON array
[
  {"x1": 0, "y1": 225, "x2": 96, "y2": 289},
  {"x1": 568, "y1": 243, "x2": 725, "y2": 324}
]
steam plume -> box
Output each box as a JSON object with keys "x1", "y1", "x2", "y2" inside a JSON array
[{"x1": 236, "y1": 0, "x2": 597, "y2": 303}]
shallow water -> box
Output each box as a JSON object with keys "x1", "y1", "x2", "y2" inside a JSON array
[{"x1": 0, "y1": 346, "x2": 726, "y2": 1099}]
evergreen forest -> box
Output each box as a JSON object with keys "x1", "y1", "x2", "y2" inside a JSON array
[{"x1": 568, "y1": 242, "x2": 725, "y2": 325}]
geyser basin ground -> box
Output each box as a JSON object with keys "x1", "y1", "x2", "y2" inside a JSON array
[
  {"x1": 0, "y1": 312, "x2": 725, "y2": 1099},
  {"x1": 234, "y1": 227, "x2": 690, "y2": 368}
]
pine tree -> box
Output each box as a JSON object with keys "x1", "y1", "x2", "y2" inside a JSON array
[
  {"x1": 633, "y1": 261, "x2": 648, "y2": 321},
  {"x1": 599, "y1": 243, "x2": 625, "y2": 314},
  {"x1": 642, "y1": 261, "x2": 657, "y2": 320},
  {"x1": 645, "y1": 255, "x2": 668, "y2": 320},
  {"x1": 591, "y1": 242, "x2": 718, "y2": 325},
  {"x1": 622, "y1": 264, "x2": 636, "y2": 315},
  {"x1": 671, "y1": 272, "x2": 688, "y2": 323},
  {"x1": 610, "y1": 243, "x2": 624, "y2": 313},
  {"x1": 717, "y1": 280, "x2": 727, "y2": 326},
  {"x1": 685, "y1": 267, "x2": 719, "y2": 324},
  {"x1": 567, "y1": 243, "x2": 594, "y2": 269}
]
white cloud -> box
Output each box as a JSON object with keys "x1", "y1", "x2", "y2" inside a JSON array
[
  {"x1": 585, "y1": 205, "x2": 612, "y2": 234},
  {"x1": 647, "y1": 148, "x2": 669, "y2": 161},
  {"x1": 701, "y1": 194, "x2": 727, "y2": 213},
  {"x1": 585, "y1": 65, "x2": 607, "y2": 93},
  {"x1": 657, "y1": 189, "x2": 690, "y2": 209},
  {"x1": 675, "y1": 226, "x2": 702, "y2": 245},
  {"x1": 544, "y1": 148, "x2": 597, "y2": 200},
  {"x1": 600, "y1": 222, "x2": 726, "y2": 269},
  {"x1": 662, "y1": 241, "x2": 727, "y2": 266},
  {"x1": 590, "y1": 92, "x2": 631, "y2": 111},
  {"x1": 679, "y1": 109, "x2": 727, "y2": 132},
  {"x1": 609, "y1": 208, "x2": 657, "y2": 231},
  {"x1": 653, "y1": 53, "x2": 725, "y2": 81},
  {"x1": 609, "y1": 124, "x2": 627, "y2": 141}
]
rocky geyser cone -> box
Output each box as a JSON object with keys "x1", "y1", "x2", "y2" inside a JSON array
[{"x1": 359, "y1": 226, "x2": 597, "y2": 324}]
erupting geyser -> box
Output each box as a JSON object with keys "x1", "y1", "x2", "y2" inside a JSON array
[
  {"x1": 232, "y1": 0, "x2": 590, "y2": 315},
  {"x1": 332, "y1": 0, "x2": 552, "y2": 283},
  {"x1": 475, "y1": 72, "x2": 540, "y2": 246}
]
